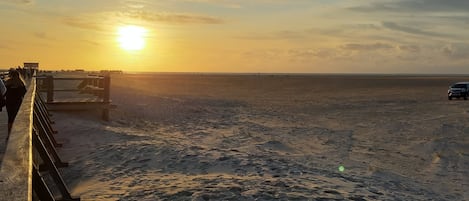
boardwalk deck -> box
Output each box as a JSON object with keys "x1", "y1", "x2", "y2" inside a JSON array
[
  {"x1": 0, "y1": 78, "x2": 35, "y2": 200},
  {"x1": 0, "y1": 76, "x2": 80, "y2": 200}
]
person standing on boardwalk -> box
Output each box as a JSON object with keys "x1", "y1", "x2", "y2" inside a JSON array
[
  {"x1": 0, "y1": 76, "x2": 6, "y2": 111},
  {"x1": 5, "y1": 69, "x2": 26, "y2": 136}
]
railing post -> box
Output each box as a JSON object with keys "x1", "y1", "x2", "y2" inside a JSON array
[
  {"x1": 32, "y1": 165, "x2": 56, "y2": 201},
  {"x1": 102, "y1": 75, "x2": 110, "y2": 121},
  {"x1": 32, "y1": 130, "x2": 79, "y2": 201},
  {"x1": 98, "y1": 77, "x2": 104, "y2": 88},
  {"x1": 46, "y1": 75, "x2": 54, "y2": 103}
]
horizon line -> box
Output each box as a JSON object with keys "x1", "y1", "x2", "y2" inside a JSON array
[
  {"x1": 40, "y1": 70, "x2": 469, "y2": 76},
  {"x1": 2, "y1": 68, "x2": 469, "y2": 76}
]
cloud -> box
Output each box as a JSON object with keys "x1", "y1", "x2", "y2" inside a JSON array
[
  {"x1": 381, "y1": 21, "x2": 449, "y2": 38},
  {"x1": 83, "y1": 40, "x2": 100, "y2": 46},
  {"x1": 398, "y1": 45, "x2": 420, "y2": 53},
  {"x1": 243, "y1": 49, "x2": 283, "y2": 60},
  {"x1": 0, "y1": 44, "x2": 10, "y2": 49},
  {"x1": 1, "y1": 0, "x2": 34, "y2": 5},
  {"x1": 33, "y1": 32, "x2": 48, "y2": 39},
  {"x1": 242, "y1": 48, "x2": 338, "y2": 64},
  {"x1": 341, "y1": 42, "x2": 394, "y2": 51},
  {"x1": 236, "y1": 23, "x2": 382, "y2": 41},
  {"x1": 287, "y1": 48, "x2": 338, "y2": 60},
  {"x1": 62, "y1": 17, "x2": 108, "y2": 32},
  {"x1": 345, "y1": 24, "x2": 381, "y2": 30},
  {"x1": 62, "y1": 10, "x2": 224, "y2": 31},
  {"x1": 65, "y1": 12, "x2": 224, "y2": 30},
  {"x1": 236, "y1": 30, "x2": 307, "y2": 40},
  {"x1": 123, "y1": 0, "x2": 147, "y2": 9},
  {"x1": 349, "y1": 0, "x2": 469, "y2": 13},
  {"x1": 442, "y1": 43, "x2": 469, "y2": 59},
  {"x1": 180, "y1": 0, "x2": 241, "y2": 8},
  {"x1": 179, "y1": 0, "x2": 311, "y2": 8},
  {"x1": 120, "y1": 11, "x2": 224, "y2": 24}
]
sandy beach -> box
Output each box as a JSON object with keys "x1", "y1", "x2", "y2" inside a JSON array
[{"x1": 51, "y1": 74, "x2": 469, "y2": 200}]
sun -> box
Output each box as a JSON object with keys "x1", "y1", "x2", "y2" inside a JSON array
[{"x1": 117, "y1": 25, "x2": 147, "y2": 51}]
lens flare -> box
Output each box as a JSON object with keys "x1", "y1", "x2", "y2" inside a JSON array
[{"x1": 338, "y1": 165, "x2": 345, "y2": 172}]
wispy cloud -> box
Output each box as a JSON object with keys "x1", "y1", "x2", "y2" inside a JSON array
[
  {"x1": 119, "y1": 11, "x2": 224, "y2": 24},
  {"x1": 63, "y1": 10, "x2": 225, "y2": 30},
  {"x1": 62, "y1": 16, "x2": 108, "y2": 32},
  {"x1": 62, "y1": 10, "x2": 224, "y2": 31},
  {"x1": 0, "y1": 44, "x2": 10, "y2": 49},
  {"x1": 33, "y1": 32, "x2": 49, "y2": 40},
  {"x1": 243, "y1": 49, "x2": 283, "y2": 60},
  {"x1": 442, "y1": 43, "x2": 469, "y2": 59},
  {"x1": 349, "y1": 0, "x2": 469, "y2": 13},
  {"x1": 1, "y1": 0, "x2": 34, "y2": 5},
  {"x1": 341, "y1": 42, "x2": 394, "y2": 51},
  {"x1": 123, "y1": 0, "x2": 148, "y2": 9},
  {"x1": 287, "y1": 48, "x2": 339, "y2": 61},
  {"x1": 236, "y1": 30, "x2": 306, "y2": 40},
  {"x1": 236, "y1": 23, "x2": 382, "y2": 41},
  {"x1": 398, "y1": 45, "x2": 420, "y2": 53},
  {"x1": 83, "y1": 40, "x2": 100, "y2": 46},
  {"x1": 178, "y1": 0, "x2": 311, "y2": 8},
  {"x1": 180, "y1": 0, "x2": 241, "y2": 8},
  {"x1": 381, "y1": 21, "x2": 449, "y2": 38}
]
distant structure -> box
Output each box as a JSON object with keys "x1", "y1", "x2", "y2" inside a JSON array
[
  {"x1": 100, "y1": 70, "x2": 123, "y2": 74},
  {"x1": 24, "y1": 62, "x2": 39, "y2": 71},
  {"x1": 23, "y1": 62, "x2": 39, "y2": 78}
]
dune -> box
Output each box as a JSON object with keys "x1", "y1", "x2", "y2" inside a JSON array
[{"x1": 50, "y1": 74, "x2": 468, "y2": 200}]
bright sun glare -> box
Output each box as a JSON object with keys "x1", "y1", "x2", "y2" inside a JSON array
[{"x1": 117, "y1": 25, "x2": 147, "y2": 51}]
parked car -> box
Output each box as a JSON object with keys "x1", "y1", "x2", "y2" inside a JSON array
[{"x1": 448, "y1": 82, "x2": 469, "y2": 100}]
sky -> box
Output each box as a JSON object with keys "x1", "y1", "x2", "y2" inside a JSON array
[{"x1": 0, "y1": 0, "x2": 469, "y2": 73}]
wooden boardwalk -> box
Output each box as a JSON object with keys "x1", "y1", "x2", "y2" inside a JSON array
[
  {"x1": 0, "y1": 78, "x2": 30, "y2": 165},
  {"x1": 0, "y1": 72, "x2": 110, "y2": 200},
  {"x1": 37, "y1": 74, "x2": 111, "y2": 120},
  {"x1": 1, "y1": 73, "x2": 110, "y2": 163}
]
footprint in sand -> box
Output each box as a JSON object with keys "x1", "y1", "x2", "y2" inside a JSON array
[{"x1": 257, "y1": 140, "x2": 293, "y2": 152}]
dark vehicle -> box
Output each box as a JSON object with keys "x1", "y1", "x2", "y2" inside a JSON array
[{"x1": 448, "y1": 82, "x2": 469, "y2": 100}]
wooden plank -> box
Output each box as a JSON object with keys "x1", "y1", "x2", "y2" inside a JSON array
[
  {"x1": 36, "y1": 77, "x2": 103, "y2": 81},
  {"x1": 53, "y1": 77, "x2": 103, "y2": 81},
  {"x1": 52, "y1": 97, "x2": 103, "y2": 103},
  {"x1": 47, "y1": 89, "x2": 104, "y2": 92},
  {"x1": 46, "y1": 102, "x2": 114, "y2": 111},
  {"x1": 0, "y1": 78, "x2": 36, "y2": 201}
]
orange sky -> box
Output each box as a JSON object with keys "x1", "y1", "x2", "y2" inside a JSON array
[{"x1": 1, "y1": 0, "x2": 469, "y2": 73}]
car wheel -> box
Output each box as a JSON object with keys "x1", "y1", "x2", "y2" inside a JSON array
[
  {"x1": 464, "y1": 96, "x2": 467, "y2": 100},
  {"x1": 448, "y1": 96, "x2": 452, "y2": 100}
]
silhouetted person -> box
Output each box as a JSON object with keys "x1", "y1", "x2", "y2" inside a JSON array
[
  {"x1": 0, "y1": 77, "x2": 6, "y2": 112},
  {"x1": 5, "y1": 69, "x2": 26, "y2": 137}
]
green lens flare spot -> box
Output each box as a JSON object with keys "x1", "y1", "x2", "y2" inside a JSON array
[{"x1": 338, "y1": 165, "x2": 345, "y2": 172}]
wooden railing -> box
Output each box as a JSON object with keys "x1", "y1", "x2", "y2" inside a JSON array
[
  {"x1": 0, "y1": 76, "x2": 35, "y2": 200},
  {"x1": 36, "y1": 74, "x2": 111, "y2": 121},
  {"x1": 0, "y1": 77, "x2": 80, "y2": 200}
]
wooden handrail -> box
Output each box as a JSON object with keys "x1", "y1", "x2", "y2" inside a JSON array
[
  {"x1": 35, "y1": 74, "x2": 111, "y2": 121},
  {"x1": 36, "y1": 75, "x2": 110, "y2": 103},
  {"x1": 37, "y1": 77, "x2": 104, "y2": 81},
  {"x1": 0, "y1": 78, "x2": 36, "y2": 201}
]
